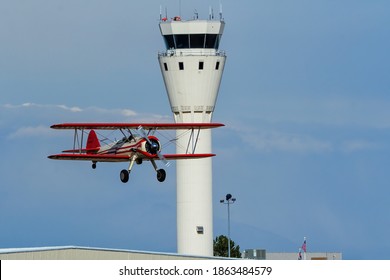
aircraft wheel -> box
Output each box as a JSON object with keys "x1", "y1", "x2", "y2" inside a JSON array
[
  {"x1": 120, "y1": 169, "x2": 129, "y2": 183},
  {"x1": 157, "y1": 169, "x2": 166, "y2": 182},
  {"x1": 92, "y1": 163, "x2": 97, "y2": 169}
]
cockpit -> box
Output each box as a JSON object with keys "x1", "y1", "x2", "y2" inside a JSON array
[{"x1": 120, "y1": 135, "x2": 134, "y2": 143}]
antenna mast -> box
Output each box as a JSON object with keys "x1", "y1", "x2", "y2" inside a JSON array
[
  {"x1": 194, "y1": 9, "x2": 199, "y2": 20},
  {"x1": 209, "y1": 6, "x2": 214, "y2": 20},
  {"x1": 219, "y1": 2, "x2": 223, "y2": 20}
]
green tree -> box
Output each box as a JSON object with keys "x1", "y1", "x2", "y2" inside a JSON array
[{"x1": 213, "y1": 235, "x2": 241, "y2": 258}]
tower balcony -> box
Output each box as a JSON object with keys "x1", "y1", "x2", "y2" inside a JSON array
[{"x1": 158, "y1": 49, "x2": 226, "y2": 57}]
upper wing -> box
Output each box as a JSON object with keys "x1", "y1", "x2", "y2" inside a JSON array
[
  {"x1": 48, "y1": 153, "x2": 215, "y2": 162},
  {"x1": 50, "y1": 122, "x2": 224, "y2": 130}
]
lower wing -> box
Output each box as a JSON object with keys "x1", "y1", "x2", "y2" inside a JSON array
[
  {"x1": 48, "y1": 153, "x2": 215, "y2": 162},
  {"x1": 48, "y1": 154, "x2": 130, "y2": 162}
]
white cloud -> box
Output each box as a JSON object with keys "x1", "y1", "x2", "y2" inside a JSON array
[
  {"x1": 241, "y1": 130, "x2": 333, "y2": 153},
  {"x1": 56, "y1": 105, "x2": 83, "y2": 112},
  {"x1": 120, "y1": 109, "x2": 137, "y2": 117},
  {"x1": 242, "y1": 95, "x2": 390, "y2": 129},
  {"x1": 1, "y1": 102, "x2": 175, "y2": 124},
  {"x1": 1, "y1": 103, "x2": 172, "y2": 140},
  {"x1": 7, "y1": 125, "x2": 53, "y2": 139},
  {"x1": 2, "y1": 103, "x2": 82, "y2": 112},
  {"x1": 341, "y1": 140, "x2": 380, "y2": 153},
  {"x1": 2, "y1": 102, "x2": 139, "y2": 116},
  {"x1": 226, "y1": 121, "x2": 333, "y2": 154}
]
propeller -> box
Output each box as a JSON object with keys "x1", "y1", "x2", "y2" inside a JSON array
[
  {"x1": 145, "y1": 138, "x2": 160, "y2": 154},
  {"x1": 137, "y1": 126, "x2": 170, "y2": 167}
]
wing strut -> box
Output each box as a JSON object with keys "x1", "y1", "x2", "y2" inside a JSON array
[
  {"x1": 73, "y1": 128, "x2": 79, "y2": 153},
  {"x1": 80, "y1": 129, "x2": 84, "y2": 153},
  {"x1": 72, "y1": 128, "x2": 85, "y2": 154},
  {"x1": 185, "y1": 128, "x2": 202, "y2": 154}
]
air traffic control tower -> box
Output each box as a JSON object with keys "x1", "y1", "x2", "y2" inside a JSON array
[
  {"x1": 158, "y1": 15, "x2": 226, "y2": 256},
  {"x1": 158, "y1": 16, "x2": 226, "y2": 256}
]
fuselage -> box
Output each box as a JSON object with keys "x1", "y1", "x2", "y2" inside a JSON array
[{"x1": 97, "y1": 136, "x2": 161, "y2": 158}]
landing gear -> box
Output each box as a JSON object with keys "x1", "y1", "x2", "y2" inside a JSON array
[
  {"x1": 119, "y1": 157, "x2": 167, "y2": 183},
  {"x1": 119, "y1": 155, "x2": 137, "y2": 183},
  {"x1": 151, "y1": 159, "x2": 166, "y2": 183},
  {"x1": 157, "y1": 169, "x2": 166, "y2": 182},
  {"x1": 120, "y1": 169, "x2": 129, "y2": 183},
  {"x1": 92, "y1": 162, "x2": 97, "y2": 169}
]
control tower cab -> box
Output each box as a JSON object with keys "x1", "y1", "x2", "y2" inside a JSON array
[
  {"x1": 158, "y1": 18, "x2": 226, "y2": 123},
  {"x1": 158, "y1": 16, "x2": 226, "y2": 257}
]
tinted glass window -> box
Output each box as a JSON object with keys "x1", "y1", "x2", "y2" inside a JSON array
[
  {"x1": 165, "y1": 34, "x2": 220, "y2": 49},
  {"x1": 190, "y1": 34, "x2": 205, "y2": 48},
  {"x1": 175, "y1": 35, "x2": 189, "y2": 48},
  {"x1": 205, "y1": 34, "x2": 220, "y2": 49},
  {"x1": 163, "y1": 35, "x2": 175, "y2": 49}
]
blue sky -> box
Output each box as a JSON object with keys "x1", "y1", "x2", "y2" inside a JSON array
[{"x1": 1, "y1": 0, "x2": 389, "y2": 259}]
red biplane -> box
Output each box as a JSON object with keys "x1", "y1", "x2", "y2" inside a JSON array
[{"x1": 48, "y1": 123, "x2": 224, "y2": 183}]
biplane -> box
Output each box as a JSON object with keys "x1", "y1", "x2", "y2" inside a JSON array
[{"x1": 48, "y1": 122, "x2": 224, "y2": 183}]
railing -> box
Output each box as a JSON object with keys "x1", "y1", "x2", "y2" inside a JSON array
[{"x1": 158, "y1": 49, "x2": 226, "y2": 57}]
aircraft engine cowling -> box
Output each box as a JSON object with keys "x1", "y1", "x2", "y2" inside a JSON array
[{"x1": 144, "y1": 137, "x2": 161, "y2": 155}]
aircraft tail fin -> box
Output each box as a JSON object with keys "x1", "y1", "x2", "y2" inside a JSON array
[{"x1": 86, "y1": 129, "x2": 100, "y2": 154}]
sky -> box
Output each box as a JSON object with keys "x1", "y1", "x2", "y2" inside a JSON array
[{"x1": 1, "y1": 0, "x2": 390, "y2": 260}]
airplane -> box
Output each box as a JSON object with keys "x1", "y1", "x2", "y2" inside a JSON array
[{"x1": 48, "y1": 122, "x2": 224, "y2": 183}]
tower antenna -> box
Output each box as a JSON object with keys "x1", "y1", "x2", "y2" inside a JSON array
[
  {"x1": 194, "y1": 9, "x2": 199, "y2": 20},
  {"x1": 209, "y1": 6, "x2": 214, "y2": 20},
  {"x1": 219, "y1": 2, "x2": 223, "y2": 20}
]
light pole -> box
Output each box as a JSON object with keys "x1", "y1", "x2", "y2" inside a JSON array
[{"x1": 220, "y1": 193, "x2": 236, "y2": 258}]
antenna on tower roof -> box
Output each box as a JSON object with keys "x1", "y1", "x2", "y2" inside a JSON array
[
  {"x1": 160, "y1": 6, "x2": 168, "y2": 22},
  {"x1": 194, "y1": 9, "x2": 199, "y2": 20},
  {"x1": 209, "y1": 6, "x2": 214, "y2": 20},
  {"x1": 219, "y1": 2, "x2": 223, "y2": 20}
]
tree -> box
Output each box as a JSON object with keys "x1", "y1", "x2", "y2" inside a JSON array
[{"x1": 213, "y1": 235, "x2": 241, "y2": 258}]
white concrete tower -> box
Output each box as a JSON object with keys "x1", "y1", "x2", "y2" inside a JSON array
[{"x1": 158, "y1": 16, "x2": 226, "y2": 256}]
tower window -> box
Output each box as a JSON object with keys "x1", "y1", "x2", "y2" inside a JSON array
[
  {"x1": 179, "y1": 62, "x2": 184, "y2": 70},
  {"x1": 175, "y1": 34, "x2": 189, "y2": 49},
  {"x1": 205, "y1": 34, "x2": 220, "y2": 49},
  {"x1": 215, "y1": 61, "x2": 220, "y2": 70},
  {"x1": 199, "y1": 61, "x2": 204, "y2": 70},
  {"x1": 196, "y1": 226, "x2": 204, "y2": 234},
  {"x1": 163, "y1": 35, "x2": 175, "y2": 49},
  {"x1": 163, "y1": 63, "x2": 168, "y2": 71},
  {"x1": 190, "y1": 34, "x2": 206, "y2": 48}
]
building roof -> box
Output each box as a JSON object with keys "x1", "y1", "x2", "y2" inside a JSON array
[{"x1": 0, "y1": 245, "x2": 228, "y2": 260}]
